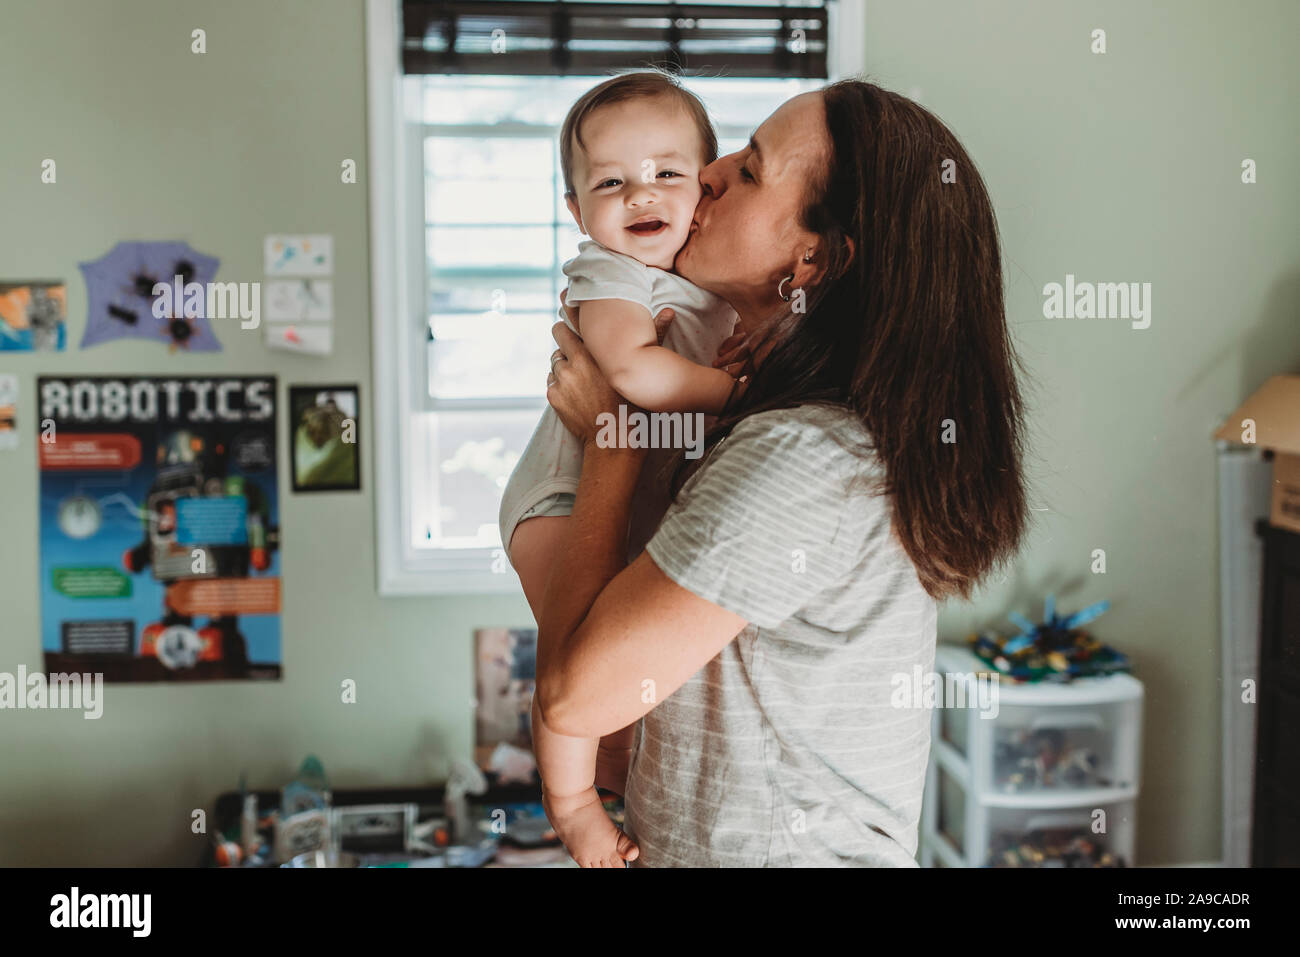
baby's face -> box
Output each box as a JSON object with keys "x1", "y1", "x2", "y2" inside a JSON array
[{"x1": 566, "y1": 96, "x2": 708, "y2": 270}]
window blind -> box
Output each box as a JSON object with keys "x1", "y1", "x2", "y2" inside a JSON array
[{"x1": 402, "y1": 1, "x2": 828, "y2": 78}]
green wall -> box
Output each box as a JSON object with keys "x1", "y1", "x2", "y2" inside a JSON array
[
  {"x1": 0, "y1": 0, "x2": 1296, "y2": 865},
  {"x1": 0, "y1": 0, "x2": 535, "y2": 866},
  {"x1": 863, "y1": 0, "x2": 1300, "y2": 866}
]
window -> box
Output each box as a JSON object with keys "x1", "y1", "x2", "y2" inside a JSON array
[{"x1": 367, "y1": 0, "x2": 862, "y2": 593}]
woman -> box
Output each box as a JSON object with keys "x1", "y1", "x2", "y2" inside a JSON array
[{"x1": 523, "y1": 79, "x2": 1029, "y2": 866}]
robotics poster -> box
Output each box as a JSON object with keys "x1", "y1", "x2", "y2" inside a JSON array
[{"x1": 37, "y1": 376, "x2": 282, "y2": 682}]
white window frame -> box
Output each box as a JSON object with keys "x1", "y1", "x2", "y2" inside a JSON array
[{"x1": 366, "y1": 0, "x2": 865, "y2": 595}]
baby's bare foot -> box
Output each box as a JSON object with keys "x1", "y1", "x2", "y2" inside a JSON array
[{"x1": 543, "y1": 787, "x2": 639, "y2": 868}]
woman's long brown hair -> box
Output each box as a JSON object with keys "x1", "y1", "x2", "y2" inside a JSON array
[{"x1": 668, "y1": 79, "x2": 1031, "y2": 602}]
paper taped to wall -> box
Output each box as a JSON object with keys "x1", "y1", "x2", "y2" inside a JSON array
[
  {"x1": 265, "y1": 323, "x2": 332, "y2": 356},
  {"x1": 265, "y1": 279, "x2": 332, "y2": 321},
  {"x1": 264, "y1": 235, "x2": 333, "y2": 276}
]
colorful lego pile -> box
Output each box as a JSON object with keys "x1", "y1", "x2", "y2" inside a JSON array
[{"x1": 968, "y1": 595, "x2": 1129, "y2": 682}]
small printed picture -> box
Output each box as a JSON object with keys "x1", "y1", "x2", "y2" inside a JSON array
[
  {"x1": 474, "y1": 627, "x2": 539, "y2": 785},
  {"x1": 0, "y1": 281, "x2": 67, "y2": 351},
  {"x1": 0, "y1": 374, "x2": 17, "y2": 450},
  {"x1": 288, "y1": 384, "x2": 360, "y2": 492}
]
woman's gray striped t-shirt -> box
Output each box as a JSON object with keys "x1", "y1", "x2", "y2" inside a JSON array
[{"x1": 625, "y1": 403, "x2": 938, "y2": 867}]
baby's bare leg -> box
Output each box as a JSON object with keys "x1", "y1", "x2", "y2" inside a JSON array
[
  {"x1": 510, "y1": 514, "x2": 637, "y2": 774},
  {"x1": 533, "y1": 698, "x2": 639, "y2": 867},
  {"x1": 509, "y1": 514, "x2": 566, "y2": 623},
  {"x1": 510, "y1": 517, "x2": 639, "y2": 866}
]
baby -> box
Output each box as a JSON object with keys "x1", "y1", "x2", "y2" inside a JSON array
[{"x1": 497, "y1": 71, "x2": 742, "y2": 866}]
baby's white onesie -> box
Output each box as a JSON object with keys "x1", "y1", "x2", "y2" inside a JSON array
[{"x1": 498, "y1": 239, "x2": 737, "y2": 558}]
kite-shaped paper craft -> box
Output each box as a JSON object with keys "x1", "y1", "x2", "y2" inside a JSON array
[{"x1": 78, "y1": 241, "x2": 223, "y2": 351}]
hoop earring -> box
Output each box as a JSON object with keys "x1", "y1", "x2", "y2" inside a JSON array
[{"x1": 779, "y1": 253, "x2": 815, "y2": 302}]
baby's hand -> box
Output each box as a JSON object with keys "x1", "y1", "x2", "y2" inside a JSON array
[{"x1": 542, "y1": 786, "x2": 640, "y2": 868}]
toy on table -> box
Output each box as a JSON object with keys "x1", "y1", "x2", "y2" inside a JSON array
[
  {"x1": 988, "y1": 829, "x2": 1125, "y2": 867},
  {"x1": 273, "y1": 755, "x2": 333, "y2": 863},
  {"x1": 212, "y1": 773, "x2": 276, "y2": 867},
  {"x1": 445, "y1": 757, "x2": 488, "y2": 845},
  {"x1": 213, "y1": 840, "x2": 242, "y2": 867},
  {"x1": 968, "y1": 594, "x2": 1129, "y2": 683},
  {"x1": 474, "y1": 799, "x2": 557, "y2": 847},
  {"x1": 281, "y1": 754, "x2": 331, "y2": 815}
]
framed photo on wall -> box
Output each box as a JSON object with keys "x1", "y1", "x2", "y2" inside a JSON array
[{"x1": 288, "y1": 384, "x2": 360, "y2": 492}]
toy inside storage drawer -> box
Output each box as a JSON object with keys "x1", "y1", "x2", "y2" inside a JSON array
[
  {"x1": 985, "y1": 799, "x2": 1134, "y2": 867},
  {"x1": 984, "y1": 699, "x2": 1140, "y2": 795}
]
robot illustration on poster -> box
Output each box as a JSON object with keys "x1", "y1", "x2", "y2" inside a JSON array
[
  {"x1": 38, "y1": 377, "x2": 283, "y2": 682},
  {"x1": 122, "y1": 427, "x2": 280, "y2": 675}
]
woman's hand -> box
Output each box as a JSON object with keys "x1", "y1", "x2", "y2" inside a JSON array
[
  {"x1": 712, "y1": 331, "x2": 753, "y2": 409},
  {"x1": 712, "y1": 330, "x2": 753, "y2": 378},
  {"x1": 547, "y1": 322, "x2": 634, "y2": 446}
]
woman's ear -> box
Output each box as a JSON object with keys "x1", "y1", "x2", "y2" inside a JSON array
[
  {"x1": 826, "y1": 236, "x2": 856, "y2": 282},
  {"x1": 792, "y1": 246, "x2": 824, "y2": 290},
  {"x1": 796, "y1": 236, "x2": 856, "y2": 288}
]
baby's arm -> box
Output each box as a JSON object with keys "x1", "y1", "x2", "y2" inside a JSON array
[{"x1": 579, "y1": 299, "x2": 737, "y2": 415}]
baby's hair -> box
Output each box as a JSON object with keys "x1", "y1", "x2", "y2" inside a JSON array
[{"x1": 559, "y1": 68, "x2": 718, "y2": 197}]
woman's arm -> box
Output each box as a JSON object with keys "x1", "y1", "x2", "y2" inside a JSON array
[
  {"x1": 560, "y1": 291, "x2": 671, "y2": 791},
  {"x1": 535, "y1": 323, "x2": 748, "y2": 740},
  {"x1": 540, "y1": 550, "x2": 748, "y2": 738}
]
